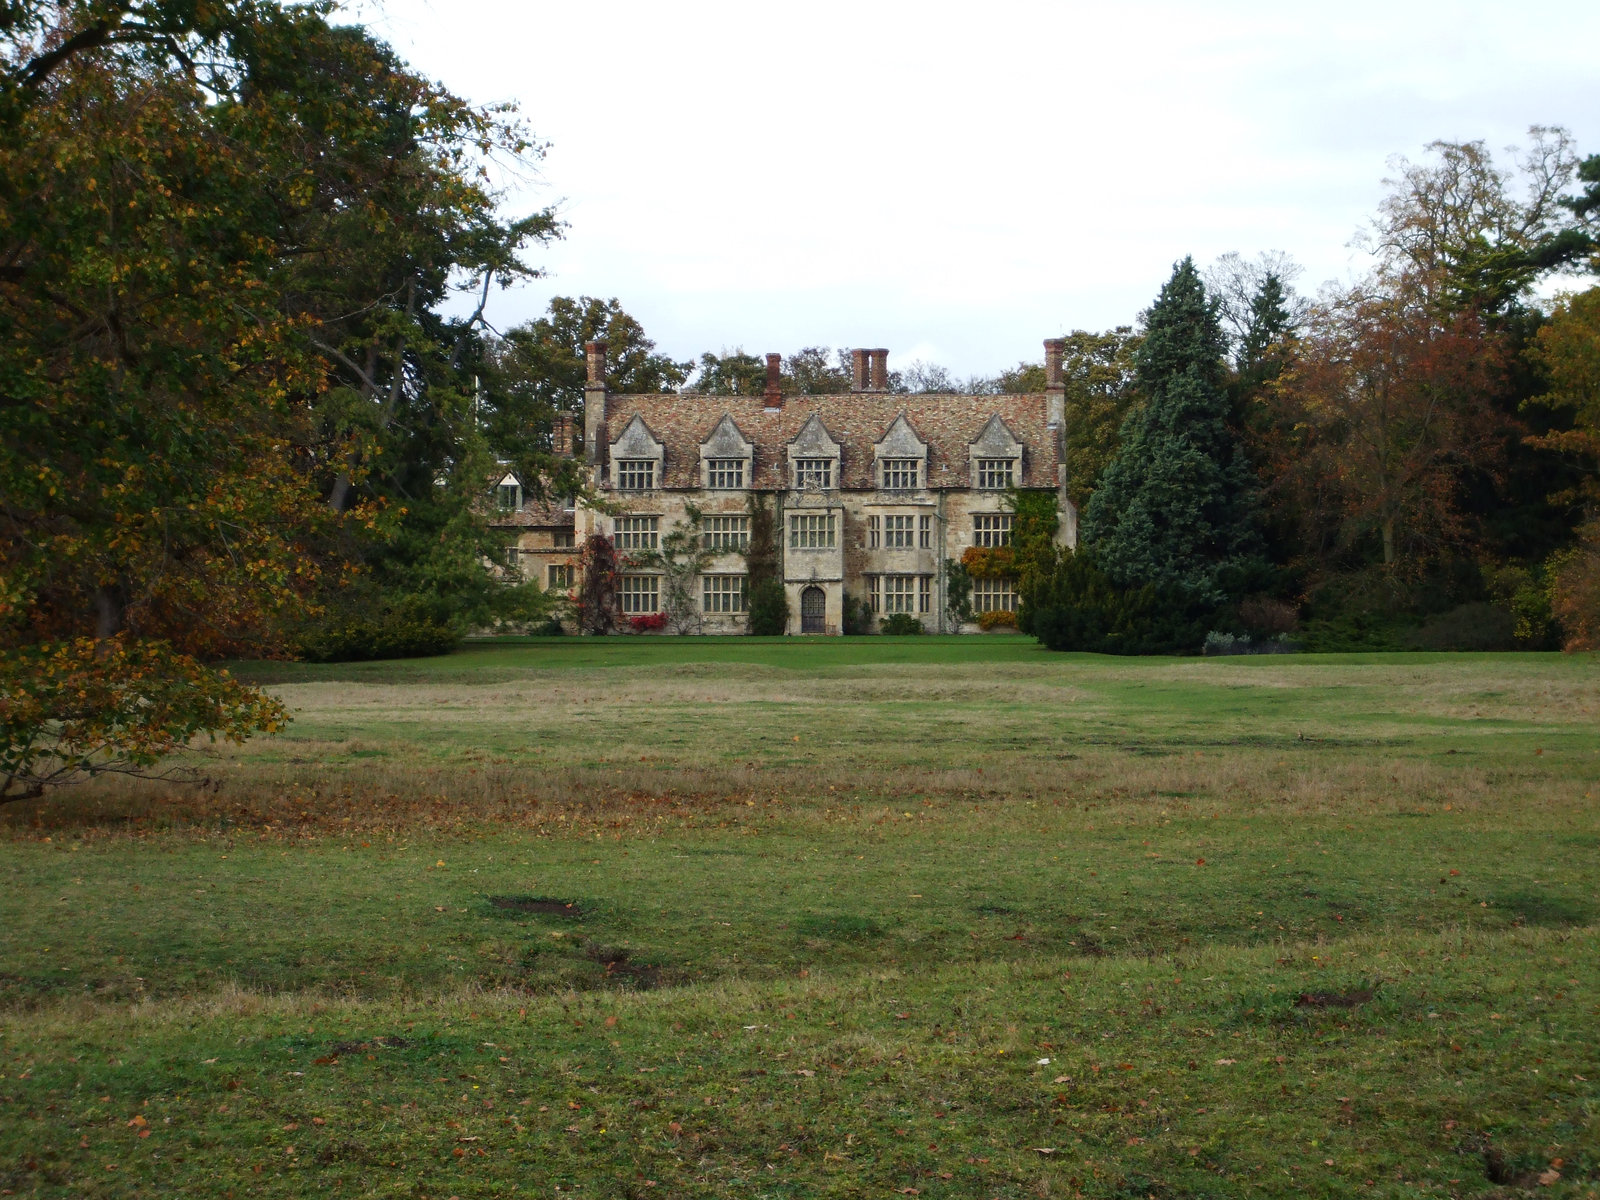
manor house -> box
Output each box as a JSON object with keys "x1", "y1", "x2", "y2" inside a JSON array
[{"x1": 501, "y1": 340, "x2": 1078, "y2": 635}]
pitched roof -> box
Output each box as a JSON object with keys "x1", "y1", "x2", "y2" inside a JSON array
[{"x1": 602, "y1": 392, "x2": 1060, "y2": 490}]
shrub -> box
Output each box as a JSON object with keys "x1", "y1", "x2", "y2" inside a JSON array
[
  {"x1": 1202, "y1": 631, "x2": 1301, "y2": 656},
  {"x1": 296, "y1": 610, "x2": 458, "y2": 662},
  {"x1": 1550, "y1": 525, "x2": 1600, "y2": 650},
  {"x1": 842, "y1": 592, "x2": 875, "y2": 635},
  {"x1": 747, "y1": 578, "x2": 789, "y2": 636},
  {"x1": 1024, "y1": 549, "x2": 1207, "y2": 654},
  {"x1": 976, "y1": 610, "x2": 1017, "y2": 630},
  {"x1": 627, "y1": 612, "x2": 668, "y2": 633},
  {"x1": 879, "y1": 612, "x2": 925, "y2": 635},
  {"x1": 1407, "y1": 602, "x2": 1518, "y2": 652},
  {"x1": 1238, "y1": 595, "x2": 1299, "y2": 637}
]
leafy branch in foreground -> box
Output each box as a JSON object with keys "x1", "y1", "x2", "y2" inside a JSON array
[{"x1": 0, "y1": 638, "x2": 287, "y2": 803}]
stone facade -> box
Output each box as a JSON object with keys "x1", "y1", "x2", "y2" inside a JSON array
[{"x1": 500, "y1": 341, "x2": 1078, "y2": 635}]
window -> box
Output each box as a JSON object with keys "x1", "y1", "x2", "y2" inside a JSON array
[
  {"x1": 619, "y1": 574, "x2": 659, "y2": 615},
  {"x1": 976, "y1": 458, "x2": 1015, "y2": 490},
  {"x1": 789, "y1": 513, "x2": 836, "y2": 549},
  {"x1": 882, "y1": 514, "x2": 915, "y2": 549},
  {"x1": 794, "y1": 458, "x2": 833, "y2": 489},
  {"x1": 919, "y1": 514, "x2": 931, "y2": 549},
  {"x1": 868, "y1": 515, "x2": 880, "y2": 548},
  {"x1": 973, "y1": 513, "x2": 1014, "y2": 548},
  {"x1": 703, "y1": 515, "x2": 749, "y2": 553},
  {"x1": 702, "y1": 574, "x2": 747, "y2": 613},
  {"x1": 495, "y1": 482, "x2": 521, "y2": 511},
  {"x1": 548, "y1": 563, "x2": 574, "y2": 589},
  {"x1": 614, "y1": 516, "x2": 659, "y2": 551},
  {"x1": 866, "y1": 574, "x2": 931, "y2": 615},
  {"x1": 615, "y1": 459, "x2": 655, "y2": 491},
  {"x1": 972, "y1": 578, "x2": 1017, "y2": 612},
  {"x1": 706, "y1": 458, "x2": 744, "y2": 489},
  {"x1": 881, "y1": 459, "x2": 920, "y2": 490},
  {"x1": 552, "y1": 529, "x2": 575, "y2": 549}
]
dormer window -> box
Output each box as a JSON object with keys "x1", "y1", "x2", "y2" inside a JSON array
[
  {"x1": 975, "y1": 458, "x2": 1015, "y2": 490},
  {"x1": 706, "y1": 459, "x2": 744, "y2": 490},
  {"x1": 615, "y1": 460, "x2": 655, "y2": 491},
  {"x1": 881, "y1": 459, "x2": 920, "y2": 491},
  {"x1": 794, "y1": 458, "x2": 833, "y2": 490},
  {"x1": 493, "y1": 473, "x2": 522, "y2": 511}
]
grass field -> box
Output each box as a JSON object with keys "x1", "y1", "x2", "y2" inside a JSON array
[{"x1": 2, "y1": 638, "x2": 1598, "y2": 1198}]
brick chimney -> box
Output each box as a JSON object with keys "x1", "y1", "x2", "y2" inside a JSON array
[
  {"x1": 868, "y1": 348, "x2": 889, "y2": 391},
  {"x1": 850, "y1": 348, "x2": 870, "y2": 393},
  {"x1": 1043, "y1": 337, "x2": 1066, "y2": 426},
  {"x1": 582, "y1": 340, "x2": 608, "y2": 467},
  {"x1": 553, "y1": 411, "x2": 575, "y2": 457},
  {"x1": 764, "y1": 352, "x2": 782, "y2": 409}
]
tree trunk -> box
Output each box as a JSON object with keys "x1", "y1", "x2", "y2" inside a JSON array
[
  {"x1": 93, "y1": 584, "x2": 124, "y2": 640},
  {"x1": 1380, "y1": 517, "x2": 1396, "y2": 566}
]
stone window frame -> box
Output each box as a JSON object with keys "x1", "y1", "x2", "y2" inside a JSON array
[
  {"x1": 701, "y1": 574, "x2": 747, "y2": 614},
  {"x1": 547, "y1": 563, "x2": 574, "y2": 589},
  {"x1": 705, "y1": 459, "x2": 745, "y2": 490},
  {"x1": 972, "y1": 578, "x2": 1017, "y2": 612},
  {"x1": 789, "y1": 512, "x2": 837, "y2": 550},
  {"x1": 975, "y1": 458, "x2": 1016, "y2": 490},
  {"x1": 618, "y1": 574, "x2": 660, "y2": 615},
  {"x1": 793, "y1": 458, "x2": 834, "y2": 490},
  {"x1": 882, "y1": 514, "x2": 916, "y2": 549},
  {"x1": 919, "y1": 514, "x2": 932, "y2": 549},
  {"x1": 614, "y1": 459, "x2": 656, "y2": 492},
  {"x1": 866, "y1": 573, "x2": 931, "y2": 615},
  {"x1": 614, "y1": 516, "x2": 659, "y2": 551},
  {"x1": 973, "y1": 514, "x2": 1013, "y2": 548},
  {"x1": 879, "y1": 458, "x2": 921, "y2": 491},
  {"x1": 703, "y1": 515, "x2": 750, "y2": 553},
  {"x1": 552, "y1": 529, "x2": 575, "y2": 550}
]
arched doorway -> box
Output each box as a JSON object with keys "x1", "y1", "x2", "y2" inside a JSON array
[{"x1": 800, "y1": 586, "x2": 825, "y2": 634}]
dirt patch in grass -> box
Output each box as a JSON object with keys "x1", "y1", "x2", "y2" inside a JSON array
[
  {"x1": 489, "y1": 895, "x2": 583, "y2": 917},
  {"x1": 1294, "y1": 984, "x2": 1378, "y2": 1009}
]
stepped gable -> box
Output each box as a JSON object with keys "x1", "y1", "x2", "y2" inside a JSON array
[{"x1": 602, "y1": 392, "x2": 1058, "y2": 490}]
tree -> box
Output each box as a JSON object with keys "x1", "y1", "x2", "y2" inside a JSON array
[
  {"x1": 575, "y1": 535, "x2": 622, "y2": 635},
  {"x1": 1362, "y1": 128, "x2": 1588, "y2": 315},
  {"x1": 690, "y1": 347, "x2": 854, "y2": 395},
  {"x1": 1205, "y1": 251, "x2": 1309, "y2": 363},
  {"x1": 0, "y1": 0, "x2": 552, "y2": 793},
  {"x1": 744, "y1": 494, "x2": 788, "y2": 635},
  {"x1": 633, "y1": 508, "x2": 713, "y2": 635},
  {"x1": 1272, "y1": 287, "x2": 1510, "y2": 569},
  {"x1": 1082, "y1": 259, "x2": 1262, "y2": 607},
  {"x1": 482, "y1": 296, "x2": 689, "y2": 464}
]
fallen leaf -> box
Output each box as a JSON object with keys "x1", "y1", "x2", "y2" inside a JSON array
[
  {"x1": 1539, "y1": 1168, "x2": 1561, "y2": 1185},
  {"x1": 1032, "y1": 1146, "x2": 1056, "y2": 1155},
  {"x1": 1214, "y1": 1058, "x2": 1236, "y2": 1065}
]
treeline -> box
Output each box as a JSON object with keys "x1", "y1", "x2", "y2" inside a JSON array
[{"x1": 1017, "y1": 132, "x2": 1599, "y2": 654}]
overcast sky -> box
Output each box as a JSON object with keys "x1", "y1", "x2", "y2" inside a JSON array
[{"x1": 345, "y1": 0, "x2": 1599, "y2": 376}]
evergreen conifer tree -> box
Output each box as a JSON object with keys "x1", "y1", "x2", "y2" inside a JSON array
[{"x1": 1083, "y1": 258, "x2": 1263, "y2": 607}]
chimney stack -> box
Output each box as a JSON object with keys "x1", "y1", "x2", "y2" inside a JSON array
[
  {"x1": 584, "y1": 340, "x2": 608, "y2": 388},
  {"x1": 1044, "y1": 338, "x2": 1066, "y2": 389},
  {"x1": 553, "y1": 411, "x2": 574, "y2": 457},
  {"x1": 1043, "y1": 337, "x2": 1066, "y2": 428},
  {"x1": 764, "y1": 352, "x2": 783, "y2": 408},
  {"x1": 850, "y1": 348, "x2": 870, "y2": 393},
  {"x1": 868, "y1": 348, "x2": 889, "y2": 391},
  {"x1": 583, "y1": 340, "x2": 608, "y2": 466}
]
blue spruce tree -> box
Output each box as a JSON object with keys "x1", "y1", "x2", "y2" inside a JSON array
[{"x1": 1083, "y1": 257, "x2": 1262, "y2": 608}]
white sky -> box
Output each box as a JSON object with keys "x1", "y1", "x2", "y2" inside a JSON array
[{"x1": 344, "y1": 0, "x2": 1599, "y2": 376}]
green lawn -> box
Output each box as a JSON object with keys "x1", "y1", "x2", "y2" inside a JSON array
[{"x1": 2, "y1": 642, "x2": 1598, "y2": 1197}]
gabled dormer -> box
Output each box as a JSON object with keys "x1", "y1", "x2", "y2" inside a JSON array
[
  {"x1": 608, "y1": 414, "x2": 663, "y2": 492},
  {"x1": 873, "y1": 412, "x2": 928, "y2": 492},
  {"x1": 969, "y1": 413, "x2": 1023, "y2": 490},
  {"x1": 493, "y1": 470, "x2": 522, "y2": 512},
  {"x1": 787, "y1": 412, "x2": 841, "y2": 490},
  {"x1": 699, "y1": 413, "x2": 753, "y2": 490}
]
